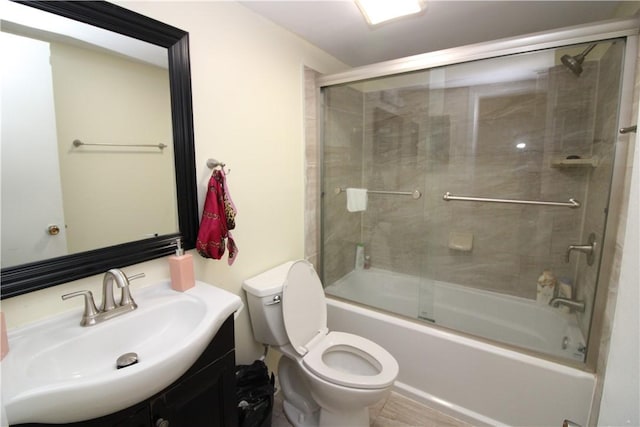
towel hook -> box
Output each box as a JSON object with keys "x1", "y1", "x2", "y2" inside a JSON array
[{"x1": 206, "y1": 158, "x2": 230, "y2": 174}]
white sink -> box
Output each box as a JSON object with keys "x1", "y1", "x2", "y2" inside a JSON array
[{"x1": 1, "y1": 280, "x2": 242, "y2": 425}]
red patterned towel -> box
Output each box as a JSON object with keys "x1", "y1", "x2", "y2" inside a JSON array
[{"x1": 196, "y1": 169, "x2": 238, "y2": 264}]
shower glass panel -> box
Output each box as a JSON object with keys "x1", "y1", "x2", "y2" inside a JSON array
[{"x1": 321, "y1": 39, "x2": 626, "y2": 364}]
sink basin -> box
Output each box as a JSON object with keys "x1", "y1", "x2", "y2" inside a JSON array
[{"x1": 1, "y1": 280, "x2": 242, "y2": 425}]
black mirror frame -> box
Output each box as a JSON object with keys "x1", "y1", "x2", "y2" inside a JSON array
[{"x1": 1, "y1": 1, "x2": 199, "y2": 299}]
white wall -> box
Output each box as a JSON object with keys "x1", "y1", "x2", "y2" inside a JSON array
[
  {"x1": 0, "y1": 1, "x2": 347, "y2": 364},
  {"x1": 597, "y1": 100, "x2": 640, "y2": 427}
]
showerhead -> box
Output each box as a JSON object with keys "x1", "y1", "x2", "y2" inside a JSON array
[{"x1": 561, "y1": 44, "x2": 597, "y2": 76}]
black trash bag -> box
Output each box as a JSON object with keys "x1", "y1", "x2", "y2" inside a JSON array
[{"x1": 236, "y1": 360, "x2": 275, "y2": 427}]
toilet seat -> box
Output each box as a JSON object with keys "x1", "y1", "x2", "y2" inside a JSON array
[
  {"x1": 302, "y1": 331, "x2": 398, "y2": 389},
  {"x1": 282, "y1": 261, "x2": 328, "y2": 356},
  {"x1": 282, "y1": 261, "x2": 398, "y2": 390}
]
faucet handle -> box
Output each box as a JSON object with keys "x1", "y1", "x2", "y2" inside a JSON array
[
  {"x1": 62, "y1": 290, "x2": 99, "y2": 326},
  {"x1": 126, "y1": 273, "x2": 145, "y2": 282},
  {"x1": 565, "y1": 233, "x2": 597, "y2": 266}
]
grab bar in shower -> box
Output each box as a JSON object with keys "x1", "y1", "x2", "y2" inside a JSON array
[
  {"x1": 443, "y1": 192, "x2": 580, "y2": 209},
  {"x1": 335, "y1": 187, "x2": 422, "y2": 199}
]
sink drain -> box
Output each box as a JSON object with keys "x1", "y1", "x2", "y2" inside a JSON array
[{"x1": 116, "y1": 352, "x2": 139, "y2": 369}]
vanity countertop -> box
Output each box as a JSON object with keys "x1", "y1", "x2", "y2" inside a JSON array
[{"x1": 2, "y1": 280, "x2": 242, "y2": 425}]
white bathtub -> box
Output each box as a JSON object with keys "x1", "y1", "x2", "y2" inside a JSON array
[
  {"x1": 325, "y1": 269, "x2": 596, "y2": 426},
  {"x1": 326, "y1": 268, "x2": 586, "y2": 361}
]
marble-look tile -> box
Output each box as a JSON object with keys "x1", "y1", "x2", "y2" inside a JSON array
[
  {"x1": 326, "y1": 84, "x2": 364, "y2": 114},
  {"x1": 271, "y1": 392, "x2": 292, "y2": 427},
  {"x1": 372, "y1": 392, "x2": 471, "y2": 427},
  {"x1": 270, "y1": 390, "x2": 470, "y2": 427}
]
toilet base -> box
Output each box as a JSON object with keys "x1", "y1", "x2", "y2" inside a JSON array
[
  {"x1": 283, "y1": 399, "x2": 320, "y2": 427},
  {"x1": 319, "y1": 407, "x2": 369, "y2": 427},
  {"x1": 278, "y1": 356, "x2": 320, "y2": 427}
]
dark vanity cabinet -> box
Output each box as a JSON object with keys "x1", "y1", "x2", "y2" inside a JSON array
[{"x1": 15, "y1": 316, "x2": 238, "y2": 427}]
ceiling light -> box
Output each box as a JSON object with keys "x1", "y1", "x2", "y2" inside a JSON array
[{"x1": 356, "y1": 0, "x2": 426, "y2": 26}]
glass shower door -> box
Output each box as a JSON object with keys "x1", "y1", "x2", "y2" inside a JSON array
[{"x1": 321, "y1": 38, "x2": 627, "y2": 364}]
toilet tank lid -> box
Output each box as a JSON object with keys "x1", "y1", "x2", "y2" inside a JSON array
[{"x1": 242, "y1": 261, "x2": 296, "y2": 297}]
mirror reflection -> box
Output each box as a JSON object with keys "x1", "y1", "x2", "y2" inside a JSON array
[{"x1": 1, "y1": 3, "x2": 177, "y2": 269}]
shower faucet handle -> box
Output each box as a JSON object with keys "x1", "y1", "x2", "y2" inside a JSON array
[{"x1": 565, "y1": 233, "x2": 596, "y2": 266}]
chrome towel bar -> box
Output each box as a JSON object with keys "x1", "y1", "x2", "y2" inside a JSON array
[
  {"x1": 443, "y1": 192, "x2": 580, "y2": 209},
  {"x1": 335, "y1": 187, "x2": 422, "y2": 199},
  {"x1": 72, "y1": 139, "x2": 167, "y2": 150}
]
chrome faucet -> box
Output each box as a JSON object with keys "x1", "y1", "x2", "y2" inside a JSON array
[
  {"x1": 549, "y1": 297, "x2": 586, "y2": 313},
  {"x1": 566, "y1": 232, "x2": 597, "y2": 266},
  {"x1": 62, "y1": 269, "x2": 144, "y2": 326}
]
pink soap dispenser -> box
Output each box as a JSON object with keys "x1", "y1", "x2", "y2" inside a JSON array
[{"x1": 169, "y1": 238, "x2": 195, "y2": 291}]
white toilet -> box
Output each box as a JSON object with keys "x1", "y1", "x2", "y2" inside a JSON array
[{"x1": 242, "y1": 260, "x2": 399, "y2": 427}]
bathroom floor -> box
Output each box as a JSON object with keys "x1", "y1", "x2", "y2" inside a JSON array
[{"x1": 271, "y1": 390, "x2": 471, "y2": 427}]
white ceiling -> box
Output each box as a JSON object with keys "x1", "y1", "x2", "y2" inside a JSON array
[{"x1": 240, "y1": 1, "x2": 636, "y2": 67}]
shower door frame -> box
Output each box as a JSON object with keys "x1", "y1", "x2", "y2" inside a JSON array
[{"x1": 317, "y1": 16, "x2": 639, "y2": 372}]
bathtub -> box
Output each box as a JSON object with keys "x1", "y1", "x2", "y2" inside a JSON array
[
  {"x1": 325, "y1": 268, "x2": 586, "y2": 361},
  {"x1": 325, "y1": 269, "x2": 596, "y2": 426}
]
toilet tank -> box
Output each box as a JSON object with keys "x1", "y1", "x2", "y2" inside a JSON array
[{"x1": 242, "y1": 261, "x2": 295, "y2": 346}]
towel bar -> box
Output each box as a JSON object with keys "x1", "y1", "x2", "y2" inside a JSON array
[
  {"x1": 334, "y1": 187, "x2": 422, "y2": 199},
  {"x1": 443, "y1": 192, "x2": 580, "y2": 209},
  {"x1": 72, "y1": 139, "x2": 167, "y2": 150}
]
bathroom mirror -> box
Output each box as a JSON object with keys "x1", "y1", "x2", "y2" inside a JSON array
[{"x1": 0, "y1": 1, "x2": 198, "y2": 299}]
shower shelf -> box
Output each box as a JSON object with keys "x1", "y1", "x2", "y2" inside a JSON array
[{"x1": 551, "y1": 156, "x2": 599, "y2": 168}]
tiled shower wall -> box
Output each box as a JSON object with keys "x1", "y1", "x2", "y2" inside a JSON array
[
  {"x1": 321, "y1": 85, "x2": 364, "y2": 286},
  {"x1": 320, "y1": 43, "x2": 622, "y2": 306},
  {"x1": 304, "y1": 67, "x2": 321, "y2": 268},
  {"x1": 575, "y1": 41, "x2": 624, "y2": 335}
]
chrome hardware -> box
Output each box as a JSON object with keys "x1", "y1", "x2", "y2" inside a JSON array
[
  {"x1": 619, "y1": 125, "x2": 637, "y2": 134},
  {"x1": 443, "y1": 192, "x2": 580, "y2": 209},
  {"x1": 566, "y1": 232, "x2": 596, "y2": 265},
  {"x1": 563, "y1": 419, "x2": 582, "y2": 427},
  {"x1": 549, "y1": 297, "x2": 586, "y2": 313},
  {"x1": 61, "y1": 291, "x2": 100, "y2": 326},
  {"x1": 120, "y1": 272, "x2": 144, "y2": 307},
  {"x1": 62, "y1": 269, "x2": 144, "y2": 326},
  {"x1": 72, "y1": 139, "x2": 167, "y2": 150},
  {"x1": 47, "y1": 225, "x2": 61, "y2": 235},
  {"x1": 156, "y1": 419, "x2": 170, "y2": 427},
  {"x1": 264, "y1": 295, "x2": 282, "y2": 306},
  {"x1": 335, "y1": 187, "x2": 422, "y2": 199},
  {"x1": 116, "y1": 352, "x2": 139, "y2": 369},
  {"x1": 206, "y1": 158, "x2": 231, "y2": 175}
]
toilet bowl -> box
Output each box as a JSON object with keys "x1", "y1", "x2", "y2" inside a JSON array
[{"x1": 243, "y1": 260, "x2": 399, "y2": 427}]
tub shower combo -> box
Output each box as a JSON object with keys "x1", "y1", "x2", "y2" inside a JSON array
[{"x1": 317, "y1": 18, "x2": 637, "y2": 427}]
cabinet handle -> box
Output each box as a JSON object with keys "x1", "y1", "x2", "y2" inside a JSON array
[{"x1": 156, "y1": 418, "x2": 170, "y2": 427}]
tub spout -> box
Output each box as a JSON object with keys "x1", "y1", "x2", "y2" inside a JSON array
[{"x1": 549, "y1": 297, "x2": 585, "y2": 313}]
